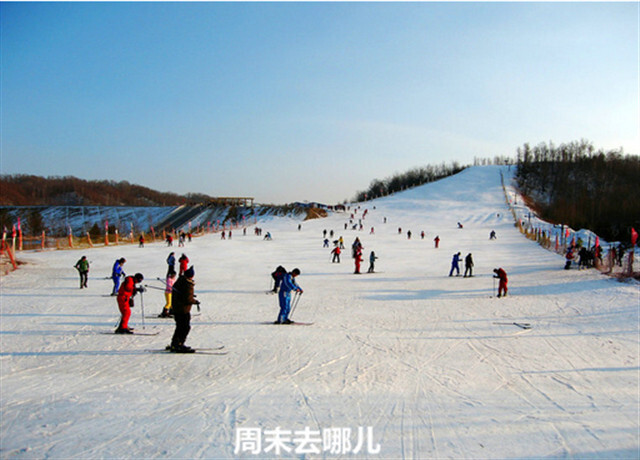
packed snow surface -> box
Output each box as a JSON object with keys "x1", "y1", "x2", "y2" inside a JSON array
[{"x1": 1, "y1": 166, "x2": 638, "y2": 459}]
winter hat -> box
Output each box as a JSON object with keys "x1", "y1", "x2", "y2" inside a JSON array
[
  {"x1": 134, "y1": 273, "x2": 144, "y2": 282},
  {"x1": 184, "y1": 266, "x2": 195, "y2": 278}
]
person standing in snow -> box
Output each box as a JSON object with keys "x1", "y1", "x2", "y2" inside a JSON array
[
  {"x1": 434, "y1": 236, "x2": 440, "y2": 248},
  {"x1": 116, "y1": 272, "x2": 145, "y2": 334},
  {"x1": 178, "y1": 253, "x2": 189, "y2": 276},
  {"x1": 111, "y1": 258, "x2": 126, "y2": 295},
  {"x1": 169, "y1": 266, "x2": 200, "y2": 352},
  {"x1": 464, "y1": 253, "x2": 474, "y2": 277},
  {"x1": 367, "y1": 251, "x2": 378, "y2": 273},
  {"x1": 354, "y1": 248, "x2": 363, "y2": 274},
  {"x1": 449, "y1": 252, "x2": 461, "y2": 276},
  {"x1": 331, "y1": 245, "x2": 341, "y2": 263},
  {"x1": 166, "y1": 252, "x2": 176, "y2": 276},
  {"x1": 493, "y1": 268, "x2": 508, "y2": 298},
  {"x1": 74, "y1": 256, "x2": 89, "y2": 289},
  {"x1": 275, "y1": 268, "x2": 303, "y2": 324},
  {"x1": 158, "y1": 269, "x2": 176, "y2": 317}
]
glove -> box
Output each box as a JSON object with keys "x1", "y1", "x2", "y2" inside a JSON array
[
  {"x1": 137, "y1": 286, "x2": 146, "y2": 293},
  {"x1": 129, "y1": 298, "x2": 135, "y2": 308}
]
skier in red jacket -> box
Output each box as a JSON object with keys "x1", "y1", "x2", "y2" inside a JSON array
[
  {"x1": 493, "y1": 268, "x2": 508, "y2": 298},
  {"x1": 116, "y1": 273, "x2": 145, "y2": 333}
]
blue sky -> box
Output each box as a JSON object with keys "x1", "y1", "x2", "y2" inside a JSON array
[{"x1": 1, "y1": 2, "x2": 638, "y2": 204}]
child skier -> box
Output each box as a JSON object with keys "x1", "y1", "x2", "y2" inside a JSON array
[
  {"x1": 367, "y1": 251, "x2": 378, "y2": 273},
  {"x1": 275, "y1": 268, "x2": 303, "y2": 324},
  {"x1": 158, "y1": 270, "x2": 177, "y2": 317}
]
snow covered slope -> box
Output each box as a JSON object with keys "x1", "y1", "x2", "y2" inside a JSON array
[{"x1": 1, "y1": 165, "x2": 638, "y2": 459}]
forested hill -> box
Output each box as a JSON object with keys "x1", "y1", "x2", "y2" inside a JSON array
[
  {"x1": 0, "y1": 175, "x2": 213, "y2": 206},
  {"x1": 515, "y1": 140, "x2": 639, "y2": 242}
]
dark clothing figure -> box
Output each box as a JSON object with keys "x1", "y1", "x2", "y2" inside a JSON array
[
  {"x1": 166, "y1": 252, "x2": 176, "y2": 276},
  {"x1": 464, "y1": 253, "x2": 474, "y2": 277},
  {"x1": 449, "y1": 252, "x2": 461, "y2": 276},
  {"x1": 271, "y1": 265, "x2": 287, "y2": 293},
  {"x1": 434, "y1": 236, "x2": 440, "y2": 248},
  {"x1": 170, "y1": 267, "x2": 199, "y2": 352}
]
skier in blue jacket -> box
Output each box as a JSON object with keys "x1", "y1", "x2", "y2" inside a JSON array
[
  {"x1": 111, "y1": 258, "x2": 126, "y2": 295},
  {"x1": 448, "y1": 252, "x2": 461, "y2": 277},
  {"x1": 275, "y1": 268, "x2": 303, "y2": 324}
]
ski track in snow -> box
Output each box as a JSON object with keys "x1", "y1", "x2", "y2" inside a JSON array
[{"x1": 1, "y1": 166, "x2": 638, "y2": 459}]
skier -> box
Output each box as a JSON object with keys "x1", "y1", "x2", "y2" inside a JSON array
[
  {"x1": 178, "y1": 253, "x2": 189, "y2": 276},
  {"x1": 111, "y1": 258, "x2": 126, "y2": 296},
  {"x1": 115, "y1": 272, "x2": 145, "y2": 334},
  {"x1": 74, "y1": 255, "x2": 89, "y2": 289},
  {"x1": 331, "y1": 245, "x2": 341, "y2": 263},
  {"x1": 367, "y1": 251, "x2": 378, "y2": 273},
  {"x1": 354, "y1": 248, "x2": 363, "y2": 274},
  {"x1": 275, "y1": 268, "x2": 303, "y2": 324},
  {"x1": 434, "y1": 236, "x2": 440, "y2": 249},
  {"x1": 493, "y1": 268, "x2": 508, "y2": 298},
  {"x1": 270, "y1": 265, "x2": 287, "y2": 293},
  {"x1": 166, "y1": 252, "x2": 176, "y2": 276},
  {"x1": 158, "y1": 269, "x2": 176, "y2": 317},
  {"x1": 138, "y1": 235, "x2": 144, "y2": 248},
  {"x1": 407, "y1": 230, "x2": 412, "y2": 240},
  {"x1": 169, "y1": 266, "x2": 200, "y2": 352},
  {"x1": 449, "y1": 252, "x2": 461, "y2": 276},
  {"x1": 464, "y1": 253, "x2": 474, "y2": 277},
  {"x1": 490, "y1": 230, "x2": 496, "y2": 240}
]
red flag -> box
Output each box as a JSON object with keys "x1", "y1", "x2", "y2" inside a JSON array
[{"x1": 632, "y1": 228, "x2": 638, "y2": 246}]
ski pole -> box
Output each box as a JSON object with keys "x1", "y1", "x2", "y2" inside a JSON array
[
  {"x1": 290, "y1": 291, "x2": 302, "y2": 319},
  {"x1": 140, "y1": 290, "x2": 145, "y2": 329},
  {"x1": 493, "y1": 277, "x2": 496, "y2": 297},
  {"x1": 144, "y1": 284, "x2": 165, "y2": 292}
]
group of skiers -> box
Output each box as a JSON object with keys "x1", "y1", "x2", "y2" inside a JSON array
[{"x1": 449, "y1": 252, "x2": 474, "y2": 278}]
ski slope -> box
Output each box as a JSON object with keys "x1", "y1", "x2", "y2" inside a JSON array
[{"x1": 1, "y1": 165, "x2": 638, "y2": 459}]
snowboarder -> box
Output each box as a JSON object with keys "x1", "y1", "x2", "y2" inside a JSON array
[
  {"x1": 158, "y1": 269, "x2": 176, "y2": 317},
  {"x1": 111, "y1": 258, "x2": 126, "y2": 295},
  {"x1": 493, "y1": 268, "x2": 508, "y2": 298},
  {"x1": 367, "y1": 251, "x2": 378, "y2": 273},
  {"x1": 169, "y1": 266, "x2": 200, "y2": 352},
  {"x1": 275, "y1": 268, "x2": 303, "y2": 324},
  {"x1": 115, "y1": 273, "x2": 145, "y2": 334},
  {"x1": 464, "y1": 253, "x2": 474, "y2": 277},
  {"x1": 270, "y1": 265, "x2": 287, "y2": 293},
  {"x1": 74, "y1": 256, "x2": 89, "y2": 289},
  {"x1": 449, "y1": 252, "x2": 461, "y2": 276}
]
